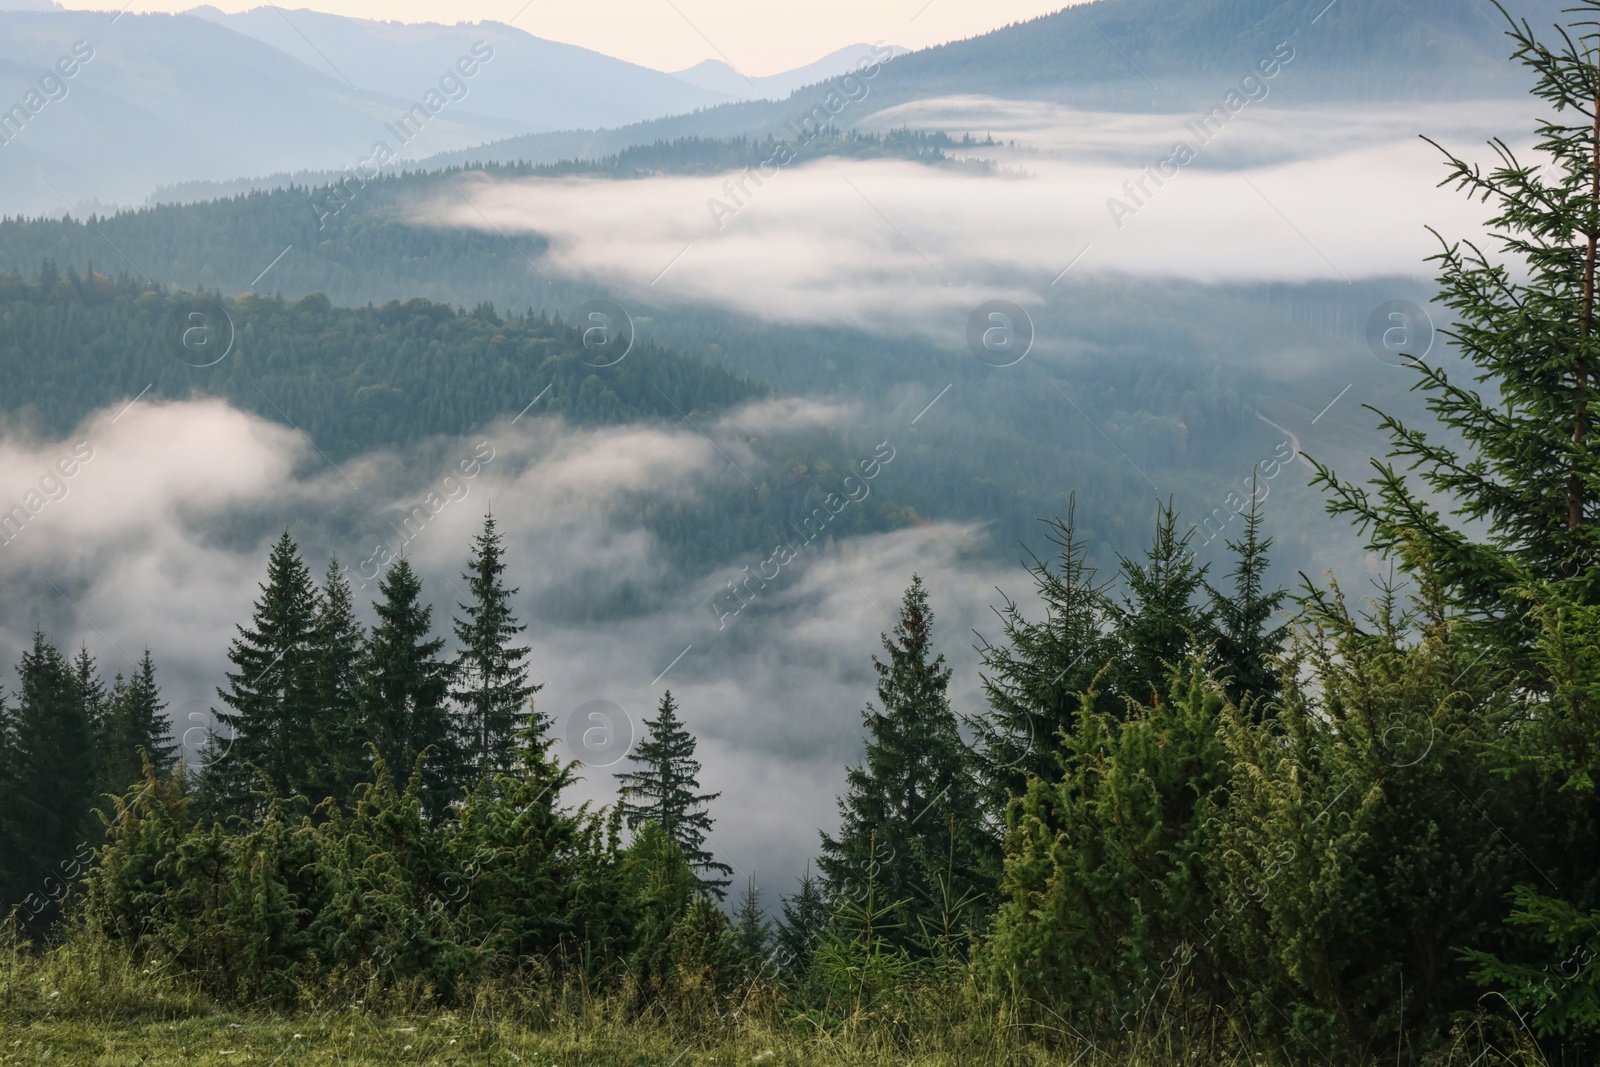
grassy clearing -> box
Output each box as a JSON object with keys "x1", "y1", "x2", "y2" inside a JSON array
[
  {"x1": 0, "y1": 931, "x2": 1045, "y2": 1066},
  {"x1": 4, "y1": 1011, "x2": 766, "y2": 1067},
  {"x1": 2, "y1": 1004, "x2": 1075, "y2": 1067},
  {"x1": 1, "y1": 998, "x2": 1551, "y2": 1067},
  {"x1": 0, "y1": 930, "x2": 1549, "y2": 1066}
]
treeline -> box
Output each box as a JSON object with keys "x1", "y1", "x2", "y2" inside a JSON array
[
  {"x1": 148, "y1": 128, "x2": 995, "y2": 205},
  {"x1": 0, "y1": 130, "x2": 985, "y2": 312},
  {"x1": 501, "y1": 128, "x2": 998, "y2": 178},
  {"x1": 0, "y1": 491, "x2": 1293, "y2": 1014}
]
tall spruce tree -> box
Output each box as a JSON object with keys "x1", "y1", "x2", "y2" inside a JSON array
[
  {"x1": 818, "y1": 576, "x2": 994, "y2": 951},
  {"x1": 206, "y1": 532, "x2": 320, "y2": 816},
  {"x1": 126, "y1": 652, "x2": 175, "y2": 772},
  {"x1": 0, "y1": 686, "x2": 13, "y2": 916},
  {"x1": 1109, "y1": 500, "x2": 1213, "y2": 705},
  {"x1": 0, "y1": 634, "x2": 95, "y2": 929},
  {"x1": 1206, "y1": 479, "x2": 1288, "y2": 711},
  {"x1": 72, "y1": 647, "x2": 112, "y2": 835},
  {"x1": 307, "y1": 561, "x2": 366, "y2": 805},
  {"x1": 731, "y1": 876, "x2": 774, "y2": 976},
  {"x1": 776, "y1": 863, "x2": 830, "y2": 980},
  {"x1": 72, "y1": 647, "x2": 107, "y2": 760},
  {"x1": 99, "y1": 650, "x2": 175, "y2": 800},
  {"x1": 973, "y1": 498, "x2": 1116, "y2": 812},
  {"x1": 451, "y1": 514, "x2": 539, "y2": 782},
  {"x1": 357, "y1": 557, "x2": 459, "y2": 820},
  {"x1": 616, "y1": 690, "x2": 732, "y2": 897},
  {"x1": 1312, "y1": 5, "x2": 1600, "y2": 668}
]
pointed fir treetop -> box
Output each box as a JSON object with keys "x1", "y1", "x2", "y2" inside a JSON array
[
  {"x1": 72, "y1": 647, "x2": 107, "y2": 731},
  {"x1": 776, "y1": 861, "x2": 830, "y2": 978},
  {"x1": 731, "y1": 875, "x2": 774, "y2": 972},
  {"x1": 1206, "y1": 475, "x2": 1288, "y2": 712},
  {"x1": 1111, "y1": 499, "x2": 1212, "y2": 705},
  {"x1": 616, "y1": 690, "x2": 732, "y2": 897},
  {"x1": 306, "y1": 559, "x2": 367, "y2": 805},
  {"x1": 819, "y1": 575, "x2": 996, "y2": 952},
  {"x1": 973, "y1": 496, "x2": 1117, "y2": 803},
  {"x1": 104, "y1": 649, "x2": 176, "y2": 789},
  {"x1": 359, "y1": 556, "x2": 460, "y2": 819},
  {"x1": 452, "y1": 512, "x2": 541, "y2": 780},
  {"x1": 211, "y1": 532, "x2": 319, "y2": 784}
]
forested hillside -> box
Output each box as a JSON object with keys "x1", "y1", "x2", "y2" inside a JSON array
[
  {"x1": 0, "y1": 267, "x2": 756, "y2": 449},
  {"x1": 0, "y1": 171, "x2": 551, "y2": 313},
  {"x1": 0, "y1": 267, "x2": 904, "y2": 573},
  {"x1": 0, "y1": 168, "x2": 1400, "y2": 585}
]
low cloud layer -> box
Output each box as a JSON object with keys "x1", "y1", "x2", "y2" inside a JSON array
[
  {"x1": 0, "y1": 397, "x2": 1014, "y2": 899},
  {"x1": 417, "y1": 97, "x2": 1519, "y2": 340}
]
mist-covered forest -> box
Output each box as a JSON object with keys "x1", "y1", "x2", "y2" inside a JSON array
[{"x1": 7, "y1": 0, "x2": 1600, "y2": 1064}]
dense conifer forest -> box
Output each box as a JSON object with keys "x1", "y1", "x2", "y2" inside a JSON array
[{"x1": 0, "y1": 271, "x2": 907, "y2": 574}]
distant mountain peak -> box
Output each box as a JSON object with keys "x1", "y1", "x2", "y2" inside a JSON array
[{"x1": 670, "y1": 42, "x2": 909, "y2": 101}]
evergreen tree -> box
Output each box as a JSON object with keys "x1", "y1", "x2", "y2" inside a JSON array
[
  {"x1": 616, "y1": 690, "x2": 732, "y2": 897},
  {"x1": 972, "y1": 498, "x2": 1115, "y2": 812},
  {"x1": 451, "y1": 715, "x2": 602, "y2": 962},
  {"x1": 776, "y1": 863, "x2": 830, "y2": 980},
  {"x1": 307, "y1": 561, "x2": 366, "y2": 805},
  {"x1": 818, "y1": 576, "x2": 994, "y2": 952},
  {"x1": 0, "y1": 634, "x2": 96, "y2": 930},
  {"x1": 73, "y1": 647, "x2": 113, "y2": 834},
  {"x1": 357, "y1": 557, "x2": 459, "y2": 821},
  {"x1": 73, "y1": 647, "x2": 108, "y2": 760},
  {"x1": 1302, "y1": 9, "x2": 1600, "y2": 1049},
  {"x1": 451, "y1": 513, "x2": 540, "y2": 783},
  {"x1": 731, "y1": 876, "x2": 773, "y2": 976},
  {"x1": 985, "y1": 657, "x2": 1236, "y2": 1039},
  {"x1": 205, "y1": 532, "x2": 319, "y2": 816},
  {"x1": 99, "y1": 650, "x2": 175, "y2": 801},
  {"x1": 35, "y1": 258, "x2": 57, "y2": 293},
  {"x1": 1312, "y1": 3, "x2": 1600, "y2": 668},
  {"x1": 1109, "y1": 500, "x2": 1213, "y2": 705},
  {"x1": 618, "y1": 818, "x2": 733, "y2": 1003},
  {"x1": 1206, "y1": 478, "x2": 1288, "y2": 711},
  {"x1": 0, "y1": 688, "x2": 12, "y2": 909},
  {"x1": 126, "y1": 652, "x2": 176, "y2": 772}
]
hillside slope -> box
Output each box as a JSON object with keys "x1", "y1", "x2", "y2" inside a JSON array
[{"x1": 423, "y1": 0, "x2": 1560, "y2": 168}]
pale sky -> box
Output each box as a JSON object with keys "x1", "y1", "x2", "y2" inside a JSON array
[{"x1": 43, "y1": 0, "x2": 1072, "y2": 75}]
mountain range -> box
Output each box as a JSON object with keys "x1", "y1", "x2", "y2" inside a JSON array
[
  {"x1": 0, "y1": 0, "x2": 1567, "y2": 217},
  {"x1": 422, "y1": 0, "x2": 1563, "y2": 169},
  {"x1": 0, "y1": 4, "x2": 897, "y2": 216}
]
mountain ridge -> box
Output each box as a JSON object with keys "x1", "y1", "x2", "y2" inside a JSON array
[
  {"x1": 419, "y1": 0, "x2": 1560, "y2": 170},
  {"x1": 670, "y1": 43, "x2": 911, "y2": 100}
]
